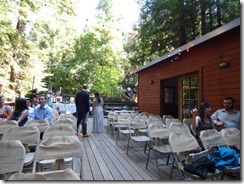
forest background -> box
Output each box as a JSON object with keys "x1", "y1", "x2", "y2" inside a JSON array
[{"x1": 0, "y1": 0, "x2": 240, "y2": 101}]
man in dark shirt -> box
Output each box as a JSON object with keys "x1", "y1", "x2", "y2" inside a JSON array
[{"x1": 75, "y1": 84, "x2": 90, "y2": 137}]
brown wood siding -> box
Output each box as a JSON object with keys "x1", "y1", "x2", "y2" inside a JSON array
[{"x1": 137, "y1": 27, "x2": 240, "y2": 115}]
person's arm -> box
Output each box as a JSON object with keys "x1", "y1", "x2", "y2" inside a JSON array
[
  {"x1": 17, "y1": 110, "x2": 28, "y2": 124},
  {"x1": 211, "y1": 110, "x2": 224, "y2": 126},
  {"x1": 7, "y1": 110, "x2": 14, "y2": 120},
  {"x1": 6, "y1": 105, "x2": 13, "y2": 118},
  {"x1": 191, "y1": 109, "x2": 199, "y2": 129},
  {"x1": 92, "y1": 98, "x2": 96, "y2": 111},
  {"x1": 101, "y1": 98, "x2": 104, "y2": 108}
]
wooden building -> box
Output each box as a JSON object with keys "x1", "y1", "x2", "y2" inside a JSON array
[{"x1": 135, "y1": 18, "x2": 240, "y2": 120}]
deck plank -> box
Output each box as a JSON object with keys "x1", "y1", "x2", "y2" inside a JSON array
[
  {"x1": 83, "y1": 137, "x2": 103, "y2": 180},
  {"x1": 88, "y1": 134, "x2": 114, "y2": 180},
  {"x1": 75, "y1": 117, "x2": 239, "y2": 181}
]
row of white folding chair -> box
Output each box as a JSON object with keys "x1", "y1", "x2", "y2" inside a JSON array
[
  {"x1": 0, "y1": 138, "x2": 81, "y2": 180},
  {"x1": 111, "y1": 112, "x2": 137, "y2": 140},
  {"x1": 2, "y1": 126, "x2": 40, "y2": 171},
  {"x1": 114, "y1": 113, "x2": 150, "y2": 150},
  {"x1": 2, "y1": 123, "x2": 76, "y2": 172},
  {"x1": 1, "y1": 131, "x2": 81, "y2": 180},
  {"x1": 199, "y1": 128, "x2": 240, "y2": 180},
  {"x1": 0, "y1": 118, "x2": 79, "y2": 177},
  {"x1": 121, "y1": 115, "x2": 180, "y2": 156},
  {"x1": 146, "y1": 122, "x2": 190, "y2": 178}
]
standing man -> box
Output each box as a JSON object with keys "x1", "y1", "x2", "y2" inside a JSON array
[
  {"x1": 211, "y1": 96, "x2": 240, "y2": 131},
  {"x1": 75, "y1": 84, "x2": 90, "y2": 137},
  {"x1": 28, "y1": 95, "x2": 53, "y2": 125}
]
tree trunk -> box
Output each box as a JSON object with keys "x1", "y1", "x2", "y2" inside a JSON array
[
  {"x1": 179, "y1": 0, "x2": 186, "y2": 46},
  {"x1": 200, "y1": 0, "x2": 207, "y2": 35}
]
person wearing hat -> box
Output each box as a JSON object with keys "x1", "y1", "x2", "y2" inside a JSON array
[{"x1": 191, "y1": 102, "x2": 215, "y2": 146}]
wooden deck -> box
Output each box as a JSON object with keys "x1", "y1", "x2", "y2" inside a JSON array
[
  {"x1": 75, "y1": 117, "x2": 240, "y2": 181},
  {"x1": 75, "y1": 117, "x2": 175, "y2": 181}
]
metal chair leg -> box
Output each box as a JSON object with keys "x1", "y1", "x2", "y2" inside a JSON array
[{"x1": 146, "y1": 145, "x2": 151, "y2": 169}]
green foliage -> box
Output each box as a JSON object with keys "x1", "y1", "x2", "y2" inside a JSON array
[
  {"x1": 0, "y1": 0, "x2": 240, "y2": 102},
  {"x1": 126, "y1": 0, "x2": 240, "y2": 67}
]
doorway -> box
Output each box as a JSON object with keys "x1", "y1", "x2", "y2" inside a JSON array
[{"x1": 160, "y1": 77, "x2": 178, "y2": 118}]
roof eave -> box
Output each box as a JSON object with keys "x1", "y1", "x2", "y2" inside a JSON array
[{"x1": 135, "y1": 17, "x2": 240, "y2": 73}]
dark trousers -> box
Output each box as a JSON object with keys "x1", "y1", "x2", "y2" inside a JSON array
[{"x1": 77, "y1": 112, "x2": 88, "y2": 134}]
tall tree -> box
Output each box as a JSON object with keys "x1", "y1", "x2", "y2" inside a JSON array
[{"x1": 126, "y1": 0, "x2": 240, "y2": 68}]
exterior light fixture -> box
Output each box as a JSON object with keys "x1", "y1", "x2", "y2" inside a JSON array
[{"x1": 219, "y1": 62, "x2": 229, "y2": 68}]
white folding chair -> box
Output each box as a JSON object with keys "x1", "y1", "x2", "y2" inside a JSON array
[
  {"x1": 59, "y1": 113, "x2": 77, "y2": 123},
  {"x1": 8, "y1": 168, "x2": 80, "y2": 180},
  {"x1": 146, "y1": 124, "x2": 172, "y2": 177},
  {"x1": 168, "y1": 122, "x2": 191, "y2": 133},
  {"x1": 32, "y1": 135, "x2": 83, "y2": 179},
  {"x1": 0, "y1": 140, "x2": 25, "y2": 180},
  {"x1": 0, "y1": 120, "x2": 18, "y2": 140},
  {"x1": 43, "y1": 125, "x2": 75, "y2": 140},
  {"x1": 36, "y1": 126, "x2": 76, "y2": 173},
  {"x1": 2, "y1": 126, "x2": 40, "y2": 171},
  {"x1": 126, "y1": 119, "x2": 150, "y2": 155},
  {"x1": 115, "y1": 115, "x2": 133, "y2": 145},
  {"x1": 165, "y1": 118, "x2": 181, "y2": 128},
  {"x1": 200, "y1": 129, "x2": 240, "y2": 180},
  {"x1": 169, "y1": 132, "x2": 221, "y2": 180},
  {"x1": 52, "y1": 118, "x2": 76, "y2": 129},
  {"x1": 182, "y1": 118, "x2": 192, "y2": 128},
  {"x1": 106, "y1": 111, "x2": 118, "y2": 137},
  {"x1": 162, "y1": 115, "x2": 174, "y2": 125},
  {"x1": 24, "y1": 119, "x2": 50, "y2": 139},
  {"x1": 221, "y1": 128, "x2": 240, "y2": 149},
  {"x1": 199, "y1": 129, "x2": 226, "y2": 150},
  {"x1": 135, "y1": 114, "x2": 149, "y2": 135}
]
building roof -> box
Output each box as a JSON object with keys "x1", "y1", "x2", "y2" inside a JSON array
[{"x1": 135, "y1": 17, "x2": 240, "y2": 73}]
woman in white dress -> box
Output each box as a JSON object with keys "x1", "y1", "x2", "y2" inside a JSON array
[{"x1": 92, "y1": 92, "x2": 104, "y2": 133}]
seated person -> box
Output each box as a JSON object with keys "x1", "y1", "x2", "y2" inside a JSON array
[
  {"x1": 28, "y1": 95, "x2": 53, "y2": 125},
  {"x1": 8, "y1": 98, "x2": 28, "y2": 126},
  {"x1": 211, "y1": 96, "x2": 240, "y2": 131},
  {"x1": 0, "y1": 96, "x2": 13, "y2": 120},
  {"x1": 191, "y1": 102, "x2": 215, "y2": 147},
  {"x1": 30, "y1": 93, "x2": 39, "y2": 108},
  {"x1": 26, "y1": 98, "x2": 34, "y2": 119}
]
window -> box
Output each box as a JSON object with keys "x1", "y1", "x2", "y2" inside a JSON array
[{"x1": 179, "y1": 73, "x2": 199, "y2": 119}]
